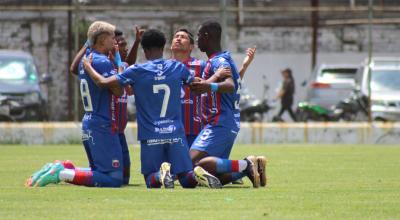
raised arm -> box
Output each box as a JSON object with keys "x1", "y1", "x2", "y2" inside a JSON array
[
  {"x1": 70, "y1": 45, "x2": 88, "y2": 75},
  {"x1": 82, "y1": 54, "x2": 124, "y2": 96},
  {"x1": 239, "y1": 47, "x2": 256, "y2": 79},
  {"x1": 125, "y1": 26, "x2": 144, "y2": 65}
]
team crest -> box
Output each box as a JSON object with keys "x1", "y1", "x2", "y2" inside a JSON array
[{"x1": 112, "y1": 160, "x2": 120, "y2": 168}]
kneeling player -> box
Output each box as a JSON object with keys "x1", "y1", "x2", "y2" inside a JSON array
[
  {"x1": 26, "y1": 21, "x2": 127, "y2": 188},
  {"x1": 82, "y1": 29, "x2": 221, "y2": 188},
  {"x1": 190, "y1": 21, "x2": 267, "y2": 188}
]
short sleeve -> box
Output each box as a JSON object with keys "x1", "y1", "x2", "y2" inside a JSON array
[
  {"x1": 116, "y1": 65, "x2": 137, "y2": 87},
  {"x1": 214, "y1": 57, "x2": 231, "y2": 70},
  {"x1": 92, "y1": 57, "x2": 115, "y2": 78},
  {"x1": 181, "y1": 65, "x2": 194, "y2": 84}
]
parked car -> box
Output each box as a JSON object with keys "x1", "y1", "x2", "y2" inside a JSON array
[
  {"x1": 355, "y1": 57, "x2": 400, "y2": 121},
  {"x1": 305, "y1": 64, "x2": 359, "y2": 109},
  {"x1": 0, "y1": 50, "x2": 51, "y2": 121}
]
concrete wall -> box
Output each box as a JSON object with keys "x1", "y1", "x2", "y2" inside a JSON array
[
  {"x1": 1, "y1": 10, "x2": 400, "y2": 120},
  {"x1": 1, "y1": 122, "x2": 399, "y2": 145}
]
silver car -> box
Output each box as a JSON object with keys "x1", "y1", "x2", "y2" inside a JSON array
[
  {"x1": 305, "y1": 64, "x2": 359, "y2": 108},
  {"x1": 356, "y1": 57, "x2": 400, "y2": 121},
  {"x1": 0, "y1": 50, "x2": 51, "y2": 121}
]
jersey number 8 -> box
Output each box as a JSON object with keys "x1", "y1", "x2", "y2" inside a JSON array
[{"x1": 80, "y1": 79, "x2": 93, "y2": 111}]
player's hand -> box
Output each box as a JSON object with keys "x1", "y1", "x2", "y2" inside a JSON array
[
  {"x1": 190, "y1": 79, "x2": 211, "y2": 94},
  {"x1": 126, "y1": 85, "x2": 134, "y2": 95},
  {"x1": 243, "y1": 46, "x2": 256, "y2": 68},
  {"x1": 193, "y1": 77, "x2": 202, "y2": 83},
  {"x1": 135, "y1": 26, "x2": 144, "y2": 42},
  {"x1": 82, "y1": 53, "x2": 93, "y2": 71},
  {"x1": 215, "y1": 67, "x2": 232, "y2": 80},
  {"x1": 108, "y1": 44, "x2": 119, "y2": 61}
]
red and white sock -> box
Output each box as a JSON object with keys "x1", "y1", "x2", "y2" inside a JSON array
[{"x1": 59, "y1": 169, "x2": 93, "y2": 186}]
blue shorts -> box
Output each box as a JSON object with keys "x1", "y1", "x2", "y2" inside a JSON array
[
  {"x1": 140, "y1": 137, "x2": 193, "y2": 175},
  {"x1": 191, "y1": 125, "x2": 238, "y2": 159},
  {"x1": 82, "y1": 139, "x2": 95, "y2": 170},
  {"x1": 82, "y1": 122, "x2": 123, "y2": 174},
  {"x1": 119, "y1": 133, "x2": 131, "y2": 168},
  {"x1": 186, "y1": 134, "x2": 198, "y2": 148}
]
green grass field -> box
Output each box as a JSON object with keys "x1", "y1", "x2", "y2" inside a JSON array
[{"x1": 1, "y1": 144, "x2": 400, "y2": 219}]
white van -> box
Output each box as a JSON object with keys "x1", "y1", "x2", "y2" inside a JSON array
[{"x1": 355, "y1": 57, "x2": 400, "y2": 121}]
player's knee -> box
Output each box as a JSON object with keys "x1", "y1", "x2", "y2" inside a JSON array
[
  {"x1": 109, "y1": 177, "x2": 123, "y2": 187},
  {"x1": 197, "y1": 156, "x2": 218, "y2": 167},
  {"x1": 190, "y1": 150, "x2": 208, "y2": 165},
  {"x1": 108, "y1": 171, "x2": 123, "y2": 187}
]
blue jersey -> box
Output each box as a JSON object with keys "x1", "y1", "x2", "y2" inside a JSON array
[
  {"x1": 181, "y1": 58, "x2": 206, "y2": 136},
  {"x1": 78, "y1": 50, "x2": 119, "y2": 132},
  {"x1": 116, "y1": 58, "x2": 194, "y2": 140},
  {"x1": 115, "y1": 62, "x2": 130, "y2": 133},
  {"x1": 201, "y1": 51, "x2": 241, "y2": 132}
]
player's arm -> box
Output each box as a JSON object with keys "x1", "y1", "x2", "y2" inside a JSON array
[
  {"x1": 125, "y1": 26, "x2": 144, "y2": 65},
  {"x1": 110, "y1": 46, "x2": 135, "y2": 96},
  {"x1": 69, "y1": 45, "x2": 88, "y2": 75},
  {"x1": 82, "y1": 54, "x2": 124, "y2": 96},
  {"x1": 239, "y1": 47, "x2": 256, "y2": 80},
  {"x1": 190, "y1": 76, "x2": 235, "y2": 94},
  {"x1": 207, "y1": 67, "x2": 232, "y2": 82}
]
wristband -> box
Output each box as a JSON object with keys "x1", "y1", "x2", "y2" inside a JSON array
[
  {"x1": 210, "y1": 83, "x2": 219, "y2": 92},
  {"x1": 114, "y1": 51, "x2": 123, "y2": 68}
]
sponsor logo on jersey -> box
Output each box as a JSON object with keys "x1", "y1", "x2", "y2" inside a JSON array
[
  {"x1": 146, "y1": 138, "x2": 183, "y2": 146},
  {"x1": 155, "y1": 125, "x2": 177, "y2": 134},
  {"x1": 155, "y1": 64, "x2": 165, "y2": 80},
  {"x1": 181, "y1": 99, "x2": 193, "y2": 104},
  {"x1": 154, "y1": 119, "x2": 174, "y2": 125},
  {"x1": 82, "y1": 129, "x2": 94, "y2": 144},
  {"x1": 83, "y1": 114, "x2": 92, "y2": 121},
  {"x1": 154, "y1": 75, "x2": 166, "y2": 81}
]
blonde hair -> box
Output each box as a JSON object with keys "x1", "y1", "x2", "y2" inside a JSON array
[{"x1": 87, "y1": 21, "x2": 116, "y2": 45}]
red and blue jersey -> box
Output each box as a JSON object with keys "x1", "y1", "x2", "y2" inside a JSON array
[
  {"x1": 112, "y1": 87, "x2": 128, "y2": 133},
  {"x1": 78, "y1": 50, "x2": 120, "y2": 133},
  {"x1": 201, "y1": 51, "x2": 241, "y2": 132},
  {"x1": 116, "y1": 58, "x2": 194, "y2": 140},
  {"x1": 113, "y1": 62, "x2": 129, "y2": 133},
  {"x1": 181, "y1": 58, "x2": 206, "y2": 136}
]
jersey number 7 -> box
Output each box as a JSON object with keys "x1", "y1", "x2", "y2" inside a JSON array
[{"x1": 153, "y1": 84, "x2": 170, "y2": 117}]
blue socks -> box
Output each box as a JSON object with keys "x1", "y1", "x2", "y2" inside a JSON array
[
  {"x1": 178, "y1": 171, "x2": 197, "y2": 188},
  {"x1": 231, "y1": 172, "x2": 246, "y2": 182}
]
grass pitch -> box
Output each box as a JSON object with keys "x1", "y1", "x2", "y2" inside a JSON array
[{"x1": 0, "y1": 144, "x2": 399, "y2": 219}]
